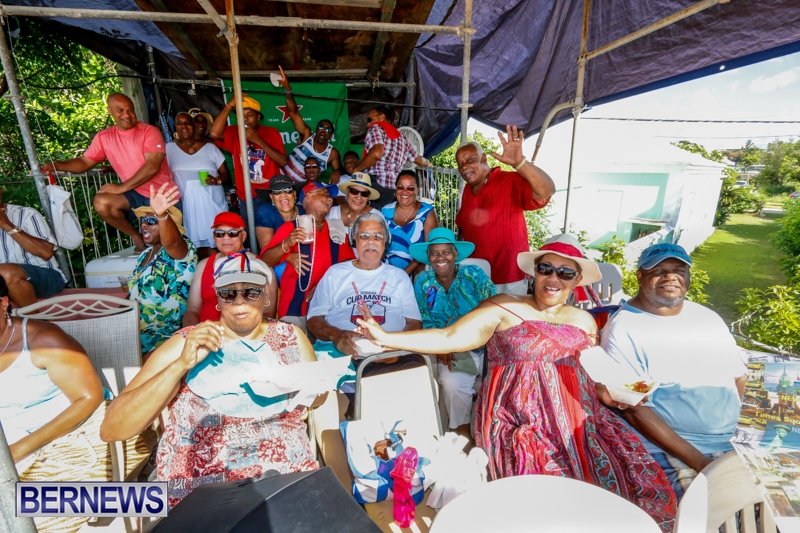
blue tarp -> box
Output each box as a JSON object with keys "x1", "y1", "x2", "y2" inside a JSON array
[{"x1": 414, "y1": 0, "x2": 800, "y2": 151}]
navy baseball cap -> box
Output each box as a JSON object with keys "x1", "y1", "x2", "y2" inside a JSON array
[{"x1": 637, "y1": 243, "x2": 693, "y2": 270}]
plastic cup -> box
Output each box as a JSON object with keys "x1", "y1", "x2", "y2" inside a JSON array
[
  {"x1": 118, "y1": 275, "x2": 131, "y2": 291},
  {"x1": 198, "y1": 170, "x2": 209, "y2": 186}
]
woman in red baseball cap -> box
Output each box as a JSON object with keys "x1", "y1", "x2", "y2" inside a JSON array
[{"x1": 183, "y1": 211, "x2": 277, "y2": 326}]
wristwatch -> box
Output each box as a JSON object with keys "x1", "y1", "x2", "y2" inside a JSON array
[{"x1": 7, "y1": 226, "x2": 21, "y2": 236}]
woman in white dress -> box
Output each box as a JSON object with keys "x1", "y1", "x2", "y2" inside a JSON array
[{"x1": 166, "y1": 112, "x2": 231, "y2": 256}]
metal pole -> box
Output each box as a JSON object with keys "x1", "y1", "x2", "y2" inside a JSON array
[
  {"x1": 146, "y1": 45, "x2": 164, "y2": 121},
  {"x1": 458, "y1": 0, "x2": 473, "y2": 144},
  {"x1": 0, "y1": 423, "x2": 38, "y2": 533},
  {"x1": 563, "y1": 0, "x2": 591, "y2": 233},
  {"x1": 0, "y1": 23, "x2": 71, "y2": 283},
  {"x1": 531, "y1": 99, "x2": 575, "y2": 163},
  {"x1": 0, "y1": 5, "x2": 473, "y2": 35},
  {"x1": 198, "y1": 0, "x2": 258, "y2": 251}
]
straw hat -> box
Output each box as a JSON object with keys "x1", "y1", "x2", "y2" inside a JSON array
[
  {"x1": 132, "y1": 205, "x2": 186, "y2": 235},
  {"x1": 338, "y1": 172, "x2": 380, "y2": 200},
  {"x1": 517, "y1": 233, "x2": 602, "y2": 285}
]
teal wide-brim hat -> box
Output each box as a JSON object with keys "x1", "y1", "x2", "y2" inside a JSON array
[{"x1": 409, "y1": 227, "x2": 475, "y2": 265}]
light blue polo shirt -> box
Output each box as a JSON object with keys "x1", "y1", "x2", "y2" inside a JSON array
[{"x1": 600, "y1": 301, "x2": 746, "y2": 455}]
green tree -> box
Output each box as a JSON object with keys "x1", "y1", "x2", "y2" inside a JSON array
[
  {"x1": 756, "y1": 139, "x2": 800, "y2": 187},
  {"x1": 0, "y1": 18, "x2": 120, "y2": 201},
  {"x1": 430, "y1": 131, "x2": 552, "y2": 248},
  {"x1": 736, "y1": 286, "x2": 800, "y2": 354},
  {"x1": 672, "y1": 140, "x2": 725, "y2": 163}
]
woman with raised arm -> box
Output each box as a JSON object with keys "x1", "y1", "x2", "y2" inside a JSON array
[
  {"x1": 358, "y1": 234, "x2": 678, "y2": 531},
  {"x1": 102, "y1": 255, "x2": 319, "y2": 507}
]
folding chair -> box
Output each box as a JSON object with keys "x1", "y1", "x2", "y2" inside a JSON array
[
  {"x1": 14, "y1": 294, "x2": 151, "y2": 533},
  {"x1": 355, "y1": 352, "x2": 443, "y2": 533}
]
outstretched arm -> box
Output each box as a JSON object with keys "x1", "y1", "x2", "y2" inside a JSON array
[
  {"x1": 149, "y1": 184, "x2": 189, "y2": 260},
  {"x1": 278, "y1": 66, "x2": 311, "y2": 141},
  {"x1": 210, "y1": 100, "x2": 234, "y2": 140},
  {"x1": 491, "y1": 125, "x2": 555, "y2": 200},
  {"x1": 357, "y1": 300, "x2": 501, "y2": 354},
  {"x1": 42, "y1": 155, "x2": 98, "y2": 174}
]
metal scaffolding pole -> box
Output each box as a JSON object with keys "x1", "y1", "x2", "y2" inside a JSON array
[
  {"x1": 197, "y1": 0, "x2": 257, "y2": 251},
  {"x1": 0, "y1": 22, "x2": 71, "y2": 282},
  {"x1": 458, "y1": 0, "x2": 473, "y2": 144},
  {"x1": 562, "y1": 0, "x2": 591, "y2": 233},
  {"x1": 0, "y1": 5, "x2": 473, "y2": 36},
  {"x1": 0, "y1": 423, "x2": 37, "y2": 533}
]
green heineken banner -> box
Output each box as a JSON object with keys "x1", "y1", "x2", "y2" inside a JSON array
[{"x1": 222, "y1": 80, "x2": 359, "y2": 180}]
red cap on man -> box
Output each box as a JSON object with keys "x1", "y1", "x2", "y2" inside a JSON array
[{"x1": 211, "y1": 212, "x2": 246, "y2": 229}]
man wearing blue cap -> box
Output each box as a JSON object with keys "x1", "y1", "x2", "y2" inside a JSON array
[{"x1": 599, "y1": 242, "x2": 746, "y2": 500}]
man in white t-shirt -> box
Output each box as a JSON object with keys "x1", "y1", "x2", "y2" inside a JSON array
[
  {"x1": 308, "y1": 211, "x2": 422, "y2": 357},
  {"x1": 599, "y1": 243, "x2": 746, "y2": 500}
]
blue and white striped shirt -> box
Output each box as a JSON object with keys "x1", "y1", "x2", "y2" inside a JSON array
[{"x1": 0, "y1": 204, "x2": 66, "y2": 282}]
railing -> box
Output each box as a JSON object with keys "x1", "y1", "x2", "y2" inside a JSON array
[
  {"x1": 52, "y1": 171, "x2": 132, "y2": 287},
  {"x1": 35, "y1": 166, "x2": 464, "y2": 285},
  {"x1": 416, "y1": 166, "x2": 463, "y2": 233}
]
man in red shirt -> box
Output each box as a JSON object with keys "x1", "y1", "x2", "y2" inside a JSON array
[
  {"x1": 44, "y1": 93, "x2": 178, "y2": 251},
  {"x1": 210, "y1": 94, "x2": 288, "y2": 221},
  {"x1": 455, "y1": 125, "x2": 555, "y2": 295},
  {"x1": 261, "y1": 181, "x2": 354, "y2": 334}
]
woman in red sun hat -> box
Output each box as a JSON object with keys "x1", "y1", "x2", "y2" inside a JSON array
[{"x1": 183, "y1": 211, "x2": 277, "y2": 326}]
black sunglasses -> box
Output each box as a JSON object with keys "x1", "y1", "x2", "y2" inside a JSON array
[
  {"x1": 535, "y1": 263, "x2": 578, "y2": 281},
  {"x1": 348, "y1": 187, "x2": 371, "y2": 198},
  {"x1": 270, "y1": 188, "x2": 294, "y2": 195},
  {"x1": 216, "y1": 287, "x2": 264, "y2": 303},
  {"x1": 316, "y1": 124, "x2": 333, "y2": 134},
  {"x1": 213, "y1": 229, "x2": 243, "y2": 239},
  {"x1": 139, "y1": 216, "x2": 158, "y2": 226}
]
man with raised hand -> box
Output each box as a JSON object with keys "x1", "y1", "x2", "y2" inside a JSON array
[
  {"x1": 43, "y1": 93, "x2": 178, "y2": 251},
  {"x1": 599, "y1": 242, "x2": 746, "y2": 500},
  {"x1": 454, "y1": 126, "x2": 555, "y2": 295},
  {"x1": 210, "y1": 93, "x2": 288, "y2": 220},
  {"x1": 277, "y1": 67, "x2": 343, "y2": 184}
]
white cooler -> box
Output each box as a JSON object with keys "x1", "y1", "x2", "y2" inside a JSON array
[{"x1": 84, "y1": 247, "x2": 140, "y2": 288}]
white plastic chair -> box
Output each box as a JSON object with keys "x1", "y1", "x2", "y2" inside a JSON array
[
  {"x1": 592, "y1": 262, "x2": 623, "y2": 305},
  {"x1": 674, "y1": 451, "x2": 778, "y2": 533},
  {"x1": 459, "y1": 258, "x2": 491, "y2": 279}
]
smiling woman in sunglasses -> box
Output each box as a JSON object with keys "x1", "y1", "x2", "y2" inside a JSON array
[
  {"x1": 103, "y1": 254, "x2": 320, "y2": 507},
  {"x1": 326, "y1": 172, "x2": 385, "y2": 229},
  {"x1": 356, "y1": 233, "x2": 678, "y2": 531},
  {"x1": 183, "y1": 212, "x2": 278, "y2": 327},
  {"x1": 255, "y1": 175, "x2": 304, "y2": 251}
]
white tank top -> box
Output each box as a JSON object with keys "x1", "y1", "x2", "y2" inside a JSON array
[{"x1": 284, "y1": 136, "x2": 333, "y2": 182}]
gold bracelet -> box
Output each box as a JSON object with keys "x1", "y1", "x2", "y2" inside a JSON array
[
  {"x1": 155, "y1": 211, "x2": 170, "y2": 221},
  {"x1": 514, "y1": 156, "x2": 528, "y2": 171},
  {"x1": 281, "y1": 239, "x2": 289, "y2": 253}
]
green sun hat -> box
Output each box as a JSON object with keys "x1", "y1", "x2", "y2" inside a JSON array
[{"x1": 409, "y1": 227, "x2": 475, "y2": 265}]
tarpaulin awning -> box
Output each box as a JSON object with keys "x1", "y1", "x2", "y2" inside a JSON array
[{"x1": 414, "y1": 0, "x2": 800, "y2": 153}]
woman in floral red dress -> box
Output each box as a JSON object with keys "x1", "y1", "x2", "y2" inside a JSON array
[
  {"x1": 102, "y1": 253, "x2": 319, "y2": 506},
  {"x1": 358, "y1": 234, "x2": 678, "y2": 531}
]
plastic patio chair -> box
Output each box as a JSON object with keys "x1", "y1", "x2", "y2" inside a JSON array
[
  {"x1": 14, "y1": 293, "x2": 150, "y2": 533},
  {"x1": 674, "y1": 451, "x2": 777, "y2": 533}
]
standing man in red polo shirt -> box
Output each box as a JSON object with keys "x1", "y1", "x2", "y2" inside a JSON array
[
  {"x1": 210, "y1": 94, "x2": 288, "y2": 221},
  {"x1": 44, "y1": 93, "x2": 178, "y2": 252},
  {"x1": 454, "y1": 125, "x2": 555, "y2": 295}
]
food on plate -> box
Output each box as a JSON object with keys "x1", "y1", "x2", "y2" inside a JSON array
[{"x1": 624, "y1": 380, "x2": 654, "y2": 394}]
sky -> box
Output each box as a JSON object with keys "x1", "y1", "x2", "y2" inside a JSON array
[{"x1": 472, "y1": 49, "x2": 800, "y2": 165}]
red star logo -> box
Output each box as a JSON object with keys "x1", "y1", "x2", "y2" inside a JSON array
[{"x1": 276, "y1": 104, "x2": 302, "y2": 123}]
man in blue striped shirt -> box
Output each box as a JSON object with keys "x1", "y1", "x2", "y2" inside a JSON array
[{"x1": 0, "y1": 188, "x2": 66, "y2": 307}]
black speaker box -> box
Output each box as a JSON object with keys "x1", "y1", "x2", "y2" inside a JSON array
[{"x1": 149, "y1": 467, "x2": 381, "y2": 533}]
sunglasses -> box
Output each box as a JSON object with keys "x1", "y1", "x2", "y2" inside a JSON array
[
  {"x1": 357, "y1": 232, "x2": 385, "y2": 242},
  {"x1": 316, "y1": 124, "x2": 333, "y2": 133},
  {"x1": 396, "y1": 185, "x2": 416, "y2": 192},
  {"x1": 348, "y1": 187, "x2": 371, "y2": 198},
  {"x1": 270, "y1": 188, "x2": 294, "y2": 195},
  {"x1": 213, "y1": 229, "x2": 243, "y2": 239},
  {"x1": 139, "y1": 216, "x2": 158, "y2": 226},
  {"x1": 535, "y1": 263, "x2": 578, "y2": 281},
  {"x1": 304, "y1": 164, "x2": 320, "y2": 170},
  {"x1": 216, "y1": 287, "x2": 264, "y2": 303}
]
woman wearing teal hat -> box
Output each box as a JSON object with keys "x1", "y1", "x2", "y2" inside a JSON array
[{"x1": 409, "y1": 228, "x2": 496, "y2": 444}]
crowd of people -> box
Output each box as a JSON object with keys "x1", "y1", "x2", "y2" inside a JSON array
[{"x1": 0, "y1": 79, "x2": 747, "y2": 533}]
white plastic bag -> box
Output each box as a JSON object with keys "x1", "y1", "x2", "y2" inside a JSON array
[{"x1": 47, "y1": 184, "x2": 83, "y2": 250}]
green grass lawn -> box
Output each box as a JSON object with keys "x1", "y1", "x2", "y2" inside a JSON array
[{"x1": 691, "y1": 213, "x2": 786, "y2": 325}]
